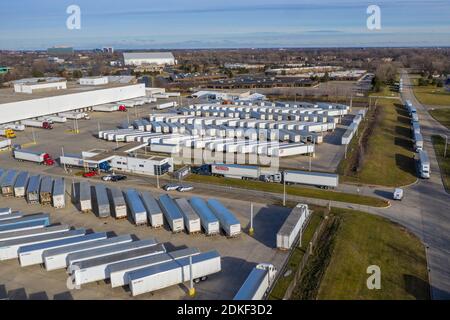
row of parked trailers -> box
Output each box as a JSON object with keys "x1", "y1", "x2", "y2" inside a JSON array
[
  {"x1": 341, "y1": 109, "x2": 367, "y2": 145},
  {"x1": 0, "y1": 169, "x2": 65, "y2": 208},
  {"x1": 0, "y1": 209, "x2": 221, "y2": 296},
  {"x1": 72, "y1": 181, "x2": 241, "y2": 237}
]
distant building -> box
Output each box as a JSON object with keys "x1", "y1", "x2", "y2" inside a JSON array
[
  {"x1": 79, "y1": 76, "x2": 109, "y2": 86},
  {"x1": 47, "y1": 46, "x2": 74, "y2": 55},
  {"x1": 102, "y1": 47, "x2": 114, "y2": 53},
  {"x1": 48, "y1": 57, "x2": 65, "y2": 64},
  {"x1": 13, "y1": 78, "x2": 67, "y2": 94},
  {"x1": 123, "y1": 52, "x2": 176, "y2": 66}
]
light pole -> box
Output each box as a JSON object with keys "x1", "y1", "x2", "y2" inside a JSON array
[
  {"x1": 31, "y1": 128, "x2": 36, "y2": 145},
  {"x1": 61, "y1": 147, "x2": 67, "y2": 172},
  {"x1": 249, "y1": 203, "x2": 254, "y2": 236},
  {"x1": 283, "y1": 177, "x2": 286, "y2": 207},
  {"x1": 188, "y1": 255, "x2": 195, "y2": 297}
]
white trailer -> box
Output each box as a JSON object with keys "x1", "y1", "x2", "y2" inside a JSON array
[
  {"x1": 71, "y1": 243, "x2": 166, "y2": 286},
  {"x1": 128, "y1": 250, "x2": 221, "y2": 296},
  {"x1": 52, "y1": 178, "x2": 65, "y2": 208},
  {"x1": 43, "y1": 235, "x2": 133, "y2": 271},
  {"x1": 211, "y1": 164, "x2": 260, "y2": 180},
  {"x1": 417, "y1": 150, "x2": 430, "y2": 179},
  {"x1": 46, "y1": 116, "x2": 67, "y2": 123},
  {"x1": 283, "y1": 170, "x2": 339, "y2": 189},
  {"x1": 18, "y1": 232, "x2": 107, "y2": 267},
  {"x1": 276, "y1": 204, "x2": 310, "y2": 250},
  {"x1": 150, "y1": 143, "x2": 179, "y2": 154},
  {"x1": 233, "y1": 263, "x2": 277, "y2": 300},
  {"x1": 58, "y1": 112, "x2": 86, "y2": 120},
  {"x1": 67, "y1": 238, "x2": 157, "y2": 271},
  {"x1": 0, "y1": 225, "x2": 70, "y2": 242},
  {"x1": 93, "y1": 104, "x2": 119, "y2": 112},
  {"x1": 140, "y1": 192, "x2": 164, "y2": 228},
  {"x1": 0, "y1": 229, "x2": 86, "y2": 261},
  {"x1": 174, "y1": 198, "x2": 201, "y2": 234},
  {"x1": 109, "y1": 188, "x2": 127, "y2": 219},
  {"x1": 109, "y1": 247, "x2": 200, "y2": 288}
]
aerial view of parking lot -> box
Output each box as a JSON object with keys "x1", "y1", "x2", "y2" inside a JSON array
[{"x1": 0, "y1": 0, "x2": 449, "y2": 311}]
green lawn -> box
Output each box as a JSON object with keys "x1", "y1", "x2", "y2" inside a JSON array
[
  {"x1": 413, "y1": 85, "x2": 450, "y2": 106},
  {"x1": 370, "y1": 85, "x2": 400, "y2": 98},
  {"x1": 339, "y1": 99, "x2": 417, "y2": 187},
  {"x1": 185, "y1": 175, "x2": 389, "y2": 207},
  {"x1": 269, "y1": 205, "x2": 325, "y2": 300},
  {"x1": 429, "y1": 108, "x2": 450, "y2": 130},
  {"x1": 316, "y1": 208, "x2": 430, "y2": 300},
  {"x1": 432, "y1": 135, "x2": 450, "y2": 192}
]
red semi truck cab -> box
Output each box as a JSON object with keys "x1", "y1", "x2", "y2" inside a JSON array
[
  {"x1": 42, "y1": 122, "x2": 53, "y2": 129},
  {"x1": 43, "y1": 153, "x2": 55, "y2": 166},
  {"x1": 118, "y1": 105, "x2": 127, "y2": 112}
]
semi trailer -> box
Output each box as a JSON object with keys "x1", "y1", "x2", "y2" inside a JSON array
[
  {"x1": 233, "y1": 263, "x2": 277, "y2": 300},
  {"x1": 13, "y1": 149, "x2": 55, "y2": 166},
  {"x1": 21, "y1": 119, "x2": 53, "y2": 129}
]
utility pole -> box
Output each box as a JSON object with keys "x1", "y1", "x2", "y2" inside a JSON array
[
  {"x1": 188, "y1": 255, "x2": 195, "y2": 297},
  {"x1": 249, "y1": 203, "x2": 254, "y2": 236},
  {"x1": 283, "y1": 178, "x2": 286, "y2": 207},
  {"x1": 97, "y1": 122, "x2": 101, "y2": 135}
]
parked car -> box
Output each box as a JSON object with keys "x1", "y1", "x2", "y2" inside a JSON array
[
  {"x1": 177, "y1": 185, "x2": 194, "y2": 192},
  {"x1": 393, "y1": 188, "x2": 404, "y2": 200},
  {"x1": 163, "y1": 184, "x2": 181, "y2": 191},
  {"x1": 83, "y1": 171, "x2": 98, "y2": 178},
  {"x1": 102, "y1": 174, "x2": 127, "y2": 182}
]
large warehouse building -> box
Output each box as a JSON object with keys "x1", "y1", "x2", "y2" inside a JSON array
[
  {"x1": 0, "y1": 83, "x2": 146, "y2": 124},
  {"x1": 123, "y1": 52, "x2": 176, "y2": 66}
]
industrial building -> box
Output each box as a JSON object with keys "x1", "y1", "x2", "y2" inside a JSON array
[
  {"x1": 13, "y1": 78, "x2": 67, "y2": 94},
  {"x1": 123, "y1": 52, "x2": 176, "y2": 66},
  {"x1": 0, "y1": 82, "x2": 146, "y2": 125}
]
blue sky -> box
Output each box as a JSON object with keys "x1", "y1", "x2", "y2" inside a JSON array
[{"x1": 1, "y1": 0, "x2": 450, "y2": 49}]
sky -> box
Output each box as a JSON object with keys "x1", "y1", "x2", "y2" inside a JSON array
[{"x1": 1, "y1": 0, "x2": 450, "y2": 49}]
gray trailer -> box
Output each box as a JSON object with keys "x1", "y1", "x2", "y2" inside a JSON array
[
  {"x1": 26, "y1": 175, "x2": 41, "y2": 204},
  {"x1": 276, "y1": 204, "x2": 310, "y2": 250},
  {"x1": 39, "y1": 176, "x2": 53, "y2": 205},
  {"x1": 207, "y1": 199, "x2": 241, "y2": 237},
  {"x1": 93, "y1": 184, "x2": 111, "y2": 218},
  {"x1": 174, "y1": 198, "x2": 201, "y2": 234},
  {"x1": 0, "y1": 229, "x2": 85, "y2": 261},
  {"x1": 109, "y1": 187, "x2": 127, "y2": 219},
  {"x1": 71, "y1": 243, "x2": 166, "y2": 286},
  {"x1": 189, "y1": 197, "x2": 220, "y2": 236},
  {"x1": 79, "y1": 181, "x2": 92, "y2": 213},
  {"x1": 1, "y1": 170, "x2": 17, "y2": 196},
  {"x1": 109, "y1": 247, "x2": 200, "y2": 288},
  {"x1": 52, "y1": 178, "x2": 65, "y2": 208},
  {"x1": 0, "y1": 225, "x2": 70, "y2": 242},
  {"x1": 43, "y1": 234, "x2": 133, "y2": 271},
  {"x1": 233, "y1": 263, "x2": 277, "y2": 300},
  {"x1": 67, "y1": 238, "x2": 157, "y2": 270},
  {"x1": 13, "y1": 171, "x2": 29, "y2": 198},
  {"x1": 158, "y1": 194, "x2": 184, "y2": 233},
  {"x1": 124, "y1": 189, "x2": 147, "y2": 225},
  {"x1": 140, "y1": 192, "x2": 164, "y2": 228}
]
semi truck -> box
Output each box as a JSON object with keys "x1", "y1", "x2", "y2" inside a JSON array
[
  {"x1": 13, "y1": 149, "x2": 55, "y2": 166},
  {"x1": 21, "y1": 119, "x2": 53, "y2": 129},
  {"x1": 204, "y1": 164, "x2": 339, "y2": 188},
  {"x1": 417, "y1": 150, "x2": 431, "y2": 179},
  {"x1": 233, "y1": 263, "x2": 277, "y2": 300}
]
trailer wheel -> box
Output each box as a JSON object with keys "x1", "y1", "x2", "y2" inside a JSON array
[
  {"x1": 194, "y1": 278, "x2": 201, "y2": 284},
  {"x1": 200, "y1": 276, "x2": 208, "y2": 281}
]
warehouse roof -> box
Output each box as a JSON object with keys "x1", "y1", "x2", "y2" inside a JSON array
[
  {"x1": 123, "y1": 52, "x2": 175, "y2": 60},
  {"x1": 0, "y1": 82, "x2": 138, "y2": 104}
]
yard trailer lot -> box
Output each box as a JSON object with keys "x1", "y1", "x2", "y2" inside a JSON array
[{"x1": 0, "y1": 180, "x2": 290, "y2": 300}]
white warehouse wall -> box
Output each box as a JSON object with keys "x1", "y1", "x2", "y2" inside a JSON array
[{"x1": 0, "y1": 84, "x2": 146, "y2": 124}]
